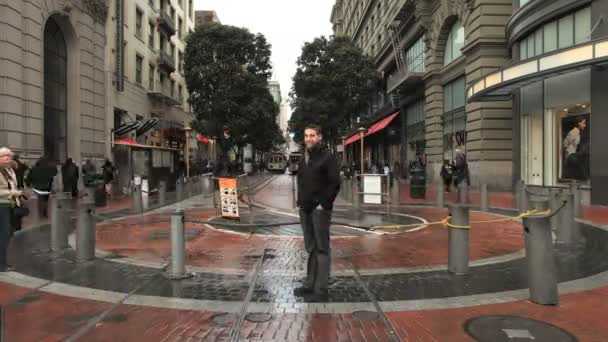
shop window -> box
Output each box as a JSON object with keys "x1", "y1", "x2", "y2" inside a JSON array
[
  {"x1": 444, "y1": 20, "x2": 464, "y2": 66},
  {"x1": 443, "y1": 77, "x2": 466, "y2": 161}
]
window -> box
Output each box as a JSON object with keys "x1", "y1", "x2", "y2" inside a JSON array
[
  {"x1": 189, "y1": 0, "x2": 193, "y2": 20},
  {"x1": 135, "y1": 55, "x2": 143, "y2": 85},
  {"x1": 178, "y1": 51, "x2": 183, "y2": 72},
  {"x1": 171, "y1": 43, "x2": 175, "y2": 59},
  {"x1": 519, "y1": 0, "x2": 531, "y2": 7},
  {"x1": 405, "y1": 36, "x2": 425, "y2": 72},
  {"x1": 148, "y1": 21, "x2": 155, "y2": 47},
  {"x1": 171, "y1": 7, "x2": 176, "y2": 26},
  {"x1": 444, "y1": 21, "x2": 464, "y2": 65},
  {"x1": 178, "y1": 84, "x2": 183, "y2": 101},
  {"x1": 170, "y1": 79, "x2": 175, "y2": 97},
  {"x1": 518, "y1": 7, "x2": 591, "y2": 60},
  {"x1": 149, "y1": 0, "x2": 155, "y2": 8},
  {"x1": 135, "y1": 7, "x2": 143, "y2": 38},
  {"x1": 443, "y1": 77, "x2": 466, "y2": 160},
  {"x1": 178, "y1": 17, "x2": 183, "y2": 38},
  {"x1": 149, "y1": 64, "x2": 155, "y2": 90}
]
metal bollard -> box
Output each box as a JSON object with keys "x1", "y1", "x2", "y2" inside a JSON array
[
  {"x1": 527, "y1": 193, "x2": 549, "y2": 211},
  {"x1": 457, "y1": 182, "x2": 468, "y2": 204},
  {"x1": 246, "y1": 177, "x2": 253, "y2": 221},
  {"x1": 83, "y1": 187, "x2": 95, "y2": 201},
  {"x1": 159, "y1": 180, "x2": 166, "y2": 205},
  {"x1": 391, "y1": 177, "x2": 400, "y2": 209},
  {"x1": 570, "y1": 181, "x2": 582, "y2": 218},
  {"x1": 436, "y1": 182, "x2": 445, "y2": 208},
  {"x1": 76, "y1": 198, "x2": 96, "y2": 262},
  {"x1": 556, "y1": 191, "x2": 578, "y2": 244},
  {"x1": 212, "y1": 178, "x2": 218, "y2": 208},
  {"x1": 448, "y1": 205, "x2": 470, "y2": 274},
  {"x1": 176, "y1": 178, "x2": 184, "y2": 201},
  {"x1": 353, "y1": 178, "x2": 360, "y2": 209},
  {"x1": 522, "y1": 214, "x2": 559, "y2": 305},
  {"x1": 480, "y1": 183, "x2": 489, "y2": 212},
  {"x1": 132, "y1": 184, "x2": 143, "y2": 214},
  {"x1": 549, "y1": 188, "x2": 561, "y2": 230},
  {"x1": 166, "y1": 209, "x2": 191, "y2": 279},
  {"x1": 519, "y1": 183, "x2": 528, "y2": 213},
  {"x1": 50, "y1": 192, "x2": 72, "y2": 251},
  {"x1": 292, "y1": 174, "x2": 297, "y2": 209}
]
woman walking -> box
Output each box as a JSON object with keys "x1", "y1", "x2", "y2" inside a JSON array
[{"x1": 0, "y1": 147, "x2": 23, "y2": 271}]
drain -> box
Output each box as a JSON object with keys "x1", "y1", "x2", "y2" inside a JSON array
[
  {"x1": 16, "y1": 294, "x2": 41, "y2": 304},
  {"x1": 211, "y1": 313, "x2": 237, "y2": 325},
  {"x1": 245, "y1": 313, "x2": 272, "y2": 323},
  {"x1": 465, "y1": 315, "x2": 577, "y2": 342},
  {"x1": 352, "y1": 310, "x2": 381, "y2": 320}
]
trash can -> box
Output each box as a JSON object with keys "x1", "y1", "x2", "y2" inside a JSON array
[
  {"x1": 410, "y1": 167, "x2": 426, "y2": 199},
  {"x1": 94, "y1": 184, "x2": 107, "y2": 207}
]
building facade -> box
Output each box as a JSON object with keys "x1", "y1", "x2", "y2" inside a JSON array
[
  {"x1": 333, "y1": 0, "x2": 514, "y2": 190},
  {"x1": 106, "y1": 0, "x2": 196, "y2": 192},
  {"x1": 194, "y1": 10, "x2": 221, "y2": 26},
  {"x1": 468, "y1": 0, "x2": 608, "y2": 205},
  {"x1": 0, "y1": 0, "x2": 108, "y2": 164}
]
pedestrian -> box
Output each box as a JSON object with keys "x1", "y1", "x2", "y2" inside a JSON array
[
  {"x1": 101, "y1": 159, "x2": 116, "y2": 196},
  {"x1": 0, "y1": 147, "x2": 24, "y2": 271},
  {"x1": 452, "y1": 150, "x2": 470, "y2": 189},
  {"x1": 12, "y1": 154, "x2": 28, "y2": 189},
  {"x1": 27, "y1": 156, "x2": 56, "y2": 218},
  {"x1": 62, "y1": 158, "x2": 79, "y2": 197},
  {"x1": 440, "y1": 159, "x2": 453, "y2": 192},
  {"x1": 294, "y1": 125, "x2": 340, "y2": 301}
]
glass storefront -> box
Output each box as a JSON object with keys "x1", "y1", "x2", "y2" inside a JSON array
[
  {"x1": 443, "y1": 77, "x2": 466, "y2": 162},
  {"x1": 520, "y1": 68, "x2": 591, "y2": 186},
  {"x1": 406, "y1": 99, "x2": 426, "y2": 169}
]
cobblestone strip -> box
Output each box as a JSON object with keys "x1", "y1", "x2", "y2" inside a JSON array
[
  {"x1": 63, "y1": 271, "x2": 166, "y2": 342},
  {"x1": 229, "y1": 249, "x2": 268, "y2": 342},
  {"x1": 352, "y1": 267, "x2": 402, "y2": 342}
]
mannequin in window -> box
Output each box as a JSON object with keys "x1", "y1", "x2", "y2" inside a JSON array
[{"x1": 563, "y1": 116, "x2": 587, "y2": 180}]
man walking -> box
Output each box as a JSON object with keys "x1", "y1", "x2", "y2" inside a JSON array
[{"x1": 294, "y1": 125, "x2": 340, "y2": 301}]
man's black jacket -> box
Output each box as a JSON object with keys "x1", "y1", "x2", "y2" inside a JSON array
[{"x1": 297, "y1": 147, "x2": 340, "y2": 212}]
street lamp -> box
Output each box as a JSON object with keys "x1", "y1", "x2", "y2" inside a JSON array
[
  {"x1": 185, "y1": 126, "x2": 192, "y2": 178},
  {"x1": 341, "y1": 135, "x2": 347, "y2": 167},
  {"x1": 358, "y1": 127, "x2": 366, "y2": 175}
]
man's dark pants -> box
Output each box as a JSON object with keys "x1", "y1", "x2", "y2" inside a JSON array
[
  {"x1": 299, "y1": 208, "x2": 332, "y2": 294},
  {"x1": 0, "y1": 205, "x2": 13, "y2": 270}
]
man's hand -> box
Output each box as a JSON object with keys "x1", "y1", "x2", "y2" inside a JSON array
[{"x1": 9, "y1": 190, "x2": 22, "y2": 198}]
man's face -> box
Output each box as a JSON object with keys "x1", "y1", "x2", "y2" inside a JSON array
[{"x1": 304, "y1": 128, "x2": 321, "y2": 150}]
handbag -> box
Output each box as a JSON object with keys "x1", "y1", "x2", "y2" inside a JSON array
[{"x1": 12, "y1": 205, "x2": 29, "y2": 218}]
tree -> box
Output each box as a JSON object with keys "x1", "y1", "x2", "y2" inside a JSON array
[
  {"x1": 184, "y1": 24, "x2": 282, "y2": 154},
  {"x1": 289, "y1": 36, "x2": 378, "y2": 144}
]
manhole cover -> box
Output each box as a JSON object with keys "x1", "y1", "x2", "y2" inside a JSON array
[
  {"x1": 211, "y1": 313, "x2": 237, "y2": 325},
  {"x1": 103, "y1": 313, "x2": 129, "y2": 323},
  {"x1": 464, "y1": 315, "x2": 577, "y2": 342},
  {"x1": 352, "y1": 311, "x2": 381, "y2": 320},
  {"x1": 245, "y1": 313, "x2": 272, "y2": 323},
  {"x1": 16, "y1": 294, "x2": 41, "y2": 304}
]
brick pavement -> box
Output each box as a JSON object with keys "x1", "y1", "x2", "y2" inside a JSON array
[{"x1": 95, "y1": 206, "x2": 525, "y2": 272}]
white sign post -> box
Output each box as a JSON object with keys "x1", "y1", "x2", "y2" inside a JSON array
[{"x1": 363, "y1": 174, "x2": 382, "y2": 204}]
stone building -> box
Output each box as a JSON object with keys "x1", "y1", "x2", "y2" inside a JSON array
[{"x1": 0, "y1": 0, "x2": 108, "y2": 164}]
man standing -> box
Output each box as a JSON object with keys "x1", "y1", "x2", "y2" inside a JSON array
[{"x1": 294, "y1": 125, "x2": 340, "y2": 301}]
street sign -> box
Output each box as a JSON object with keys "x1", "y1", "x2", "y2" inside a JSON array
[{"x1": 219, "y1": 177, "x2": 240, "y2": 219}]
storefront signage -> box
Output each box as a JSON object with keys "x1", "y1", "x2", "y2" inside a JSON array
[{"x1": 219, "y1": 177, "x2": 240, "y2": 219}]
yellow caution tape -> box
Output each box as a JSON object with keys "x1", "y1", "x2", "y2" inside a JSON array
[{"x1": 370, "y1": 208, "x2": 551, "y2": 231}]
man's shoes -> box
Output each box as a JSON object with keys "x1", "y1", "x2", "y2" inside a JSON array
[
  {"x1": 303, "y1": 291, "x2": 329, "y2": 303},
  {"x1": 293, "y1": 286, "x2": 314, "y2": 297}
]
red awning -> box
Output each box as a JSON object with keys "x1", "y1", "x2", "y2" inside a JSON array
[
  {"x1": 366, "y1": 111, "x2": 399, "y2": 136},
  {"x1": 343, "y1": 111, "x2": 400, "y2": 146},
  {"x1": 114, "y1": 137, "x2": 138, "y2": 145}
]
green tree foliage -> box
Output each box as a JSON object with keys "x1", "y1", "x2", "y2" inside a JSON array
[
  {"x1": 288, "y1": 36, "x2": 378, "y2": 144},
  {"x1": 184, "y1": 24, "x2": 283, "y2": 152}
]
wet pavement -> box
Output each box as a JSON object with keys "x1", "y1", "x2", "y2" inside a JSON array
[{"x1": 3, "y1": 173, "x2": 608, "y2": 340}]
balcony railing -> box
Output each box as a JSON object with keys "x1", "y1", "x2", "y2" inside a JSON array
[
  {"x1": 157, "y1": 11, "x2": 176, "y2": 35},
  {"x1": 386, "y1": 63, "x2": 424, "y2": 94},
  {"x1": 147, "y1": 80, "x2": 179, "y2": 105},
  {"x1": 157, "y1": 50, "x2": 176, "y2": 73}
]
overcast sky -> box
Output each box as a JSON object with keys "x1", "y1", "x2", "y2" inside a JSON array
[{"x1": 193, "y1": 0, "x2": 334, "y2": 104}]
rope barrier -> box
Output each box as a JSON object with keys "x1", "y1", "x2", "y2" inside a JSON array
[{"x1": 369, "y1": 208, "x2": 552, "y2": 231}]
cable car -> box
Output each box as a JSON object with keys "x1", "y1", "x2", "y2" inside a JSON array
[
  {"x1": 287, "y1": 152, "x2": 303, "y2": 174},
  {"x1": 267, "y1": 152, "x2": 287, "y2": 172}
]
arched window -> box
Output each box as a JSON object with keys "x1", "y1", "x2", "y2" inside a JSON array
[{"x1": 444, "y1": 20, "x2": 464, "y2": 66}]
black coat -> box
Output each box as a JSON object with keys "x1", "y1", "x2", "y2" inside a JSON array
[{"x1": 297, "y1": 147, "x2": 340, "y2": 212}]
